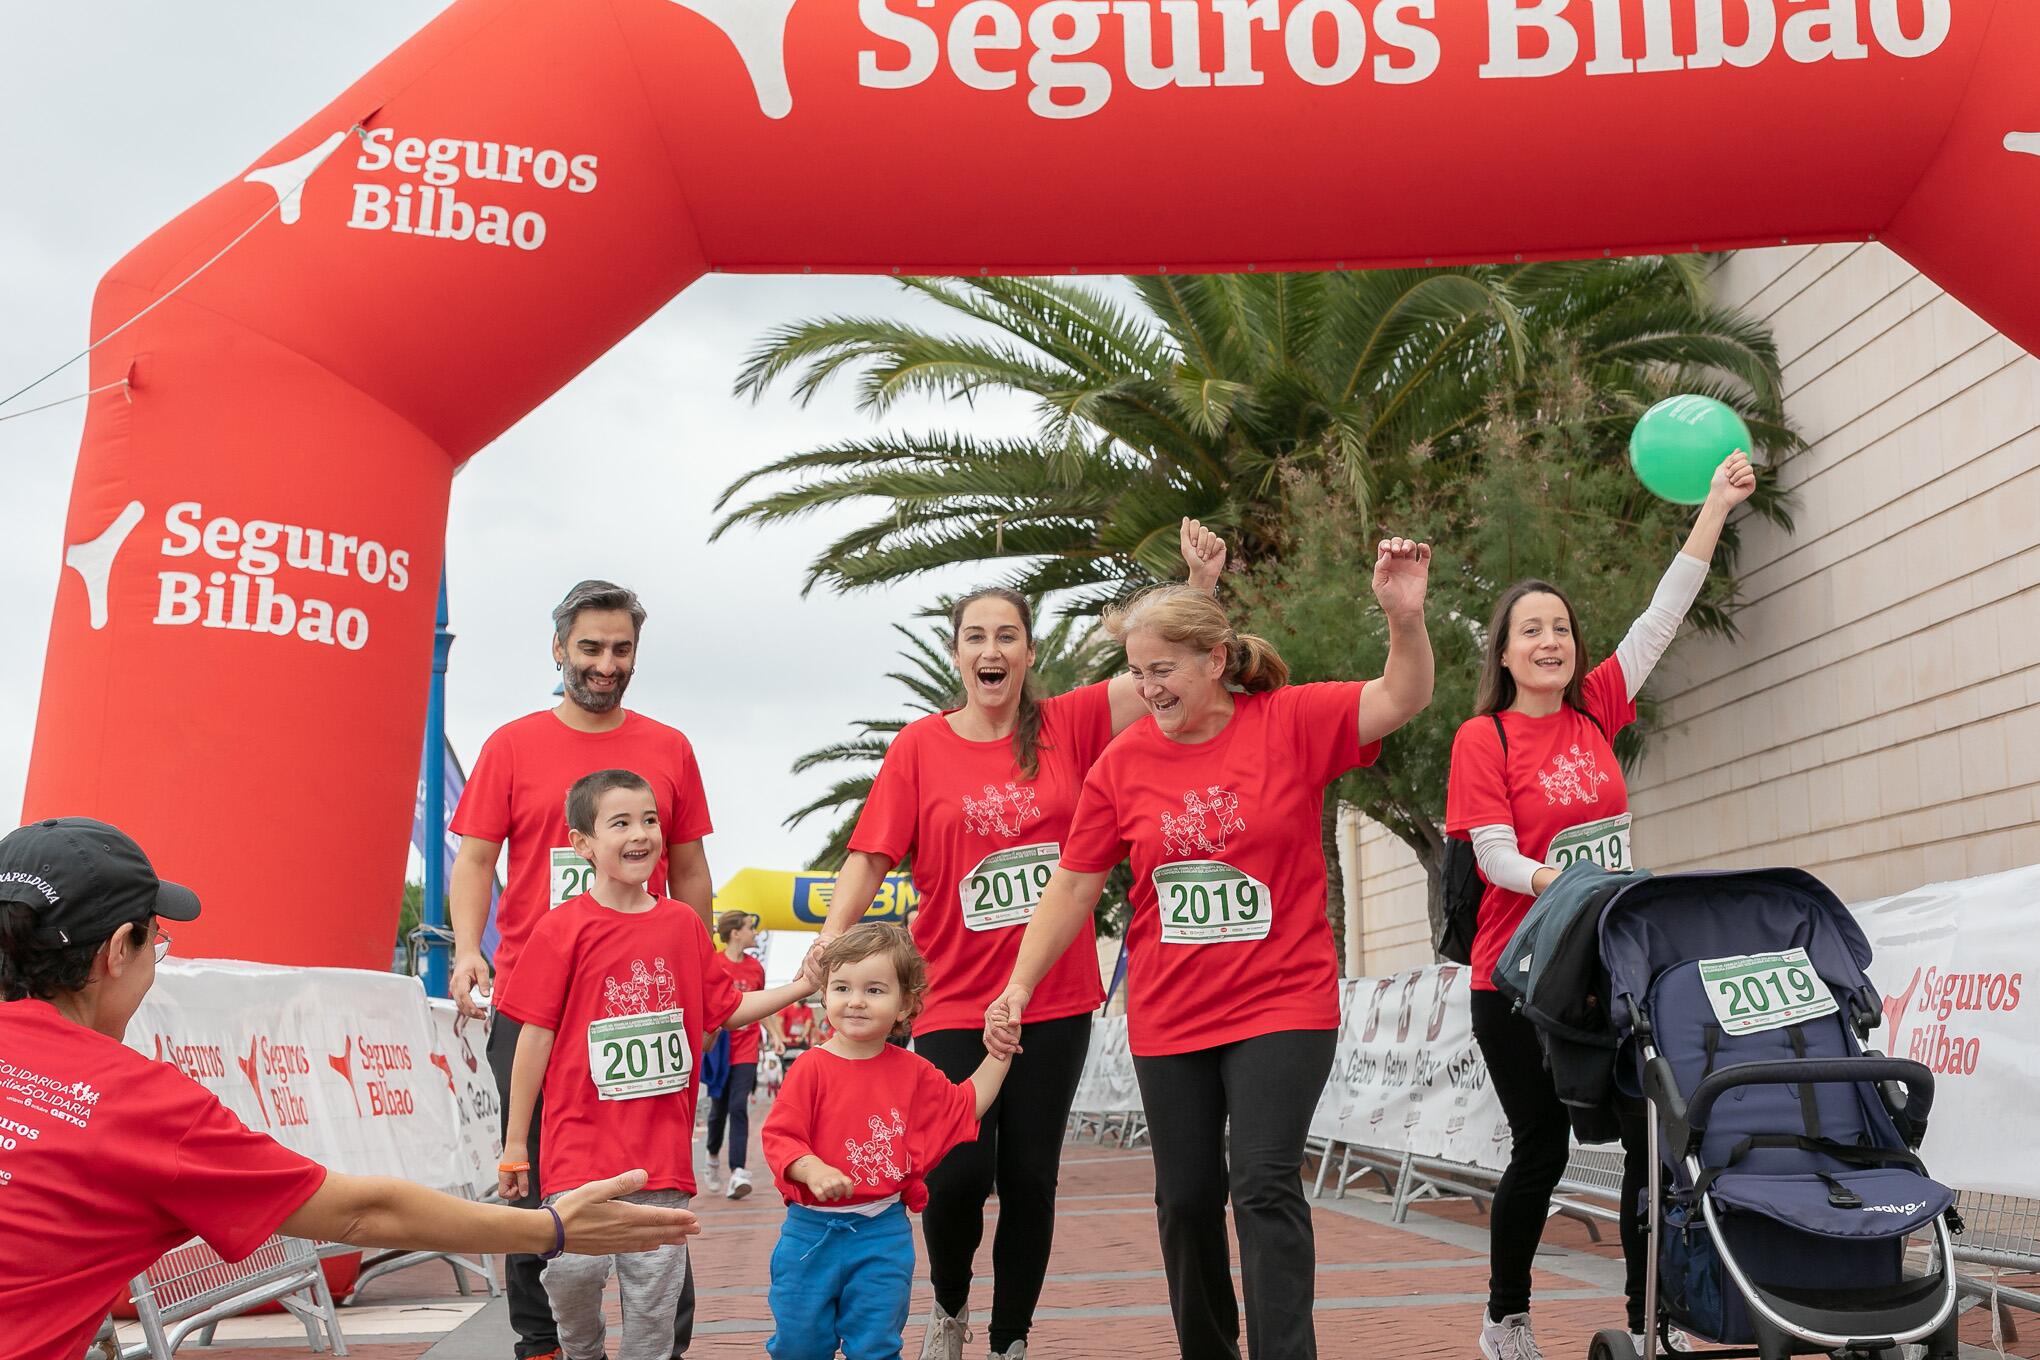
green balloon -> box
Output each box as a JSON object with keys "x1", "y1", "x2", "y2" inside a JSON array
[{"x1": 1629, "y1": 395, "x2": 1751, "y2": 505}]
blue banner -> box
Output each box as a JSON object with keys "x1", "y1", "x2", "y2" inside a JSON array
[{"x1": 412, "y1": 734, "x2": 501, "y2": 957}]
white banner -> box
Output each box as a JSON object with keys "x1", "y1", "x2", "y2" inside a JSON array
[
  {"x1": 427, "y1": 1000, "x2": 504, "y2": 1201},
  {"x1": 1853, "y1": 864, "x2": 2040, "y2": 1198},
  {"x1": 127, "y1": 961, "x2": 467, "y2": 1192},
  {"x1": 1310, "y1": 966, "x2": 1512, "y2": 1173}
]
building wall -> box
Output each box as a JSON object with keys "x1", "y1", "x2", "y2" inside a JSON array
[{"x1": 1343, "y1": 243, "x2": 2040, "y2": 977}]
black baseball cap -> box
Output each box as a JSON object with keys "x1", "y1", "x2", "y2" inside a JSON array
[{"x1": 0, "y1": 817, "x2": 201, "y2": 945}]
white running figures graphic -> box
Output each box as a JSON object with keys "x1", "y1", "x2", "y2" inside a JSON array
[
  {"x1": 1536, "y1": 745, "x2": 1610, "y2": 808},
  {"x1": 244, "y1": 130, "x2": 354, "y2": 226},
  {"x1": 661, "y1": 0, "x2": 802, "y2": 119},
  {"x1": 1160, "y1": 787, "x2": 1245, "y2": 857},
  {"x1": 843, "y1": 1108, "x2": 908, "y2": 1186},
  {"x1": 961, "y1": 782, "x2": 1040, "y2": 838},
  {"x1": 64, "y1": 500, "x2": 144, "y2": 631}
]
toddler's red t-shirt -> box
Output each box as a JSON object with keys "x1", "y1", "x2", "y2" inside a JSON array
[{"x1": 761, "y1": 1045, "x2": 978, "y2": 1212}]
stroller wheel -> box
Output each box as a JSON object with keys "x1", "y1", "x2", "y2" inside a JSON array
[{"x1": 1589, "y1": 1329, "x2": 1641, "y2": 1360}]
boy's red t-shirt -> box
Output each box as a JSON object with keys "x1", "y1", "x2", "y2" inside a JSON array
[
  {"x1": 760, "y1": 1045, "x2": 978, "y2": 1212},
  {"x1": 0, "y1": 1000, "x2": 328, "y2": 1360},
  {"x1": 450, "y1": 709, "x2": 714, "y2": 994},
  {"x1": 850, "y1": 683, "x2": 1115, "y2": 1035},
  {"x1": 496, "y1": 895, "x2": 740, "y2": 1193},
  {"x1": 715, "y1": 951, "x2": 767, "y2": 1063},
  {"x1": 1445, "y1": 655, "x2": 1639, "y2": 991},
  {"x1": 1061, "y1": 683, "x2": 1379, "y2": 1057}
]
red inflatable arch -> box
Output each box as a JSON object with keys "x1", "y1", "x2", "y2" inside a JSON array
[{"x1": 27, "y1": 0, "x2": 2040, "y2": 968}]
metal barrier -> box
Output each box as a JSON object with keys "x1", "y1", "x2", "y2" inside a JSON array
[
  {"x1": 341, "y1": 1188, "x2": 502, "y2": 1301},
  {"x1": 122, "y1": 1234, "x2": 345, "y2": 1360}
]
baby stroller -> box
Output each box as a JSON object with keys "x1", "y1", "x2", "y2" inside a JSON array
[{"x1": 1592, "y1": 869, "x2": 1962, "y2": 1360}]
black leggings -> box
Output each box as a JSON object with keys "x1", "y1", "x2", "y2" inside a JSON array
[
  {"x1": 1133, "y1": 1028, "x2": 1339, "y2": 1360},
  {"x1": 1471, "y1": 989, "x2": 1650, "y2": 1329},
  {"x1": 705, "y1": 1060, "x2": 756, "y2": 1170},
  {"x1": 916, "y1": 1012, "x2": 1091, "y2": 1355}
]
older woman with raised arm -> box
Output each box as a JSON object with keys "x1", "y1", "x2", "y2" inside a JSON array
[
  {"x1": 812, "y1": 520, "x2": 1223, "y2": 1360},
  {"x1": 985, "y1": 538, "x2": 1434, "y2": 1360}
]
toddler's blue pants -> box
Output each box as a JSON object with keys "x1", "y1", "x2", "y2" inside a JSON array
[{"x1": 767, "y1": 1201, "x2": 915, "y2": 1360}]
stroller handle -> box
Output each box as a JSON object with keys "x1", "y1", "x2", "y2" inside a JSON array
[{"x1": 1651, "y1": 1056, "x2": 1936, "y2": 1159}]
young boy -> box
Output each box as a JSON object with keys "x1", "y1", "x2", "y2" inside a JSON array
[
  {"x1": 761, "y1": 923, "x2": 1011, "y2": 1360},
  {"x1": 703, "y1": 909, "x2": 776, "y2": 1200},
  {"x1": 498, "y1": 769, "x2": 816, "y2": 1360}
]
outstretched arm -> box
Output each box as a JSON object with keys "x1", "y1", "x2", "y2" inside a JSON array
[
  {"x1": 1616, "y1": 452, "x2": 1757, "y2": 700},
  {"x1": 286, "y1": 1168, "x2": 700, "y2": 1257},
  {"x1": 731, "y1": 976, "x2": 818, "y2": 1030},
  {"x1": 1355, "y1": 538, "x2": 1435, "y2": 746},
  {"x1": 984, "y1": 868, "x2": 1109, "y2": 1057}
]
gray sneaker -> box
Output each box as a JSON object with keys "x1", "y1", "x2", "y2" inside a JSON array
[
  {"x1": 1479, "y1": 1311, "x2": 1546, "y2": 1360},
  {"x1": 918, "y1": 1302, "x2": 971, "y2": 1360},
  {"x1": 700, "y1": 1156, "x2": 724, "y2": 1196}
]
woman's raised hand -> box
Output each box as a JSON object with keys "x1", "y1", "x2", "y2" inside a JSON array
[
  {"x1": 1710, "y1": 450, "x2": 1758, "y2": 509},
  {"x1": 984, "y1": 983, "x2": 1031, "y2": 1059},
  {"x1": 1371, "y1": 537, "x2": 1432, "y2": 620},
  {"x1": 1180, "y1": 517, "x2": 1227, "y2": 592}
]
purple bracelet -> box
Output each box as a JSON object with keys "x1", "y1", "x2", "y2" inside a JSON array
[{"x1": 540, "y1": 1204, "x2": 565, "y2": 1260}]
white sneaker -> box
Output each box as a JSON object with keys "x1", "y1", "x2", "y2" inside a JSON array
[
  {"x1": 990, "y1": 1343, "x2": 1027, "y2": 1360},
  {"x1": 726, "y1": 1166, "x2": 753, "y2": 1200},
  {"x1": 1480, "y1": 1311, "x2": 1546, "y2": 1360},
  {"x1": 918, "y1": 1302, "x2": 971, "y2": 1360},
  {"x1": 701, "y1": 1156, "x2": 724, "y2": 1196},
  {"x1": 1629, "y1": 1329, "x2": 1691, "y2": 1354}
]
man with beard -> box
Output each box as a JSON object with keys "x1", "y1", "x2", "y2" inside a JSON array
[{"x1": 449, "y1": 579, "x2": 714, "y2": 1360}]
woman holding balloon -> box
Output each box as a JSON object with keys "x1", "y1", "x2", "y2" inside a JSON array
[{"x1": 1447, "y1": 445, "x2": 1757, "y2": 1360}]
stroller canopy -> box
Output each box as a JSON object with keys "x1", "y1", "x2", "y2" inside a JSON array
[{"x1": 1599, "y1": 868, "x2": 1876, "y2": 1040}]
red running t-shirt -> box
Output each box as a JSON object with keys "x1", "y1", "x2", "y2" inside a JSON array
[
  {"x1": 495, "y1": 896, "x2": 740, "y2": 1194},
  {"x1": 1062, "y1": 683, "x2": 1379, "y2": 1057},
  {"x1": 1445, "y1": 654, "x2": 1639, "y2": 991},
  {"x1": 0, "y1": 1000, "x2": 328, "y2": 1360},
  {"x1": 715, "y1": 951, "x2": 767, "y2": 1063},
  {"x1": 851, "y1": 683, "x2": 1115, "y2": 1035},
  {"x1": 779, "y1": 1004, "x2": 815, "y2": 1047},
  {"x1": 450, "y1": 709, "x2": 713, "y2": 996},
  {"x1": 761, "y1": 1045, "x2": 978, "y2": 1212}
]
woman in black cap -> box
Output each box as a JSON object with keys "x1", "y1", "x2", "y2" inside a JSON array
[{"x1": 0, "y1": 816, "x2": 701, "y2": 1360}]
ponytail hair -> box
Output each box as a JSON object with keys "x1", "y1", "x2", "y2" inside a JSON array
[
  {"x1": 1103, "y1": 584, "x2": 1290, "y2": 693},
  {"x1": 948, "y1": 588, "x2": 1045, "y2": 779}
]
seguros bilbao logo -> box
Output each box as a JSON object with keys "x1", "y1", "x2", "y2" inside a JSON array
[
  {"x1": 65, "y1": 499, "x2": 413, "y2": 652},
  {"x1": 238, "y1": 1035, "x2": 313, "y2": 1129},
  {"x1": 329, "y1": 1034, "x2": 420, "y2": 1119},
  {"x1": 671, "y1": 0, "x2": 1953, "y2": 123},
  {"x1": 1880, "y1": 965, "x2": 2023, "y2": 1077}
]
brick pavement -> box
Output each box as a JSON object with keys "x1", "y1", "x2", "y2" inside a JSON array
[{"x1": 158, "y1": 1119, "x2": 2040, "y2": 1360}]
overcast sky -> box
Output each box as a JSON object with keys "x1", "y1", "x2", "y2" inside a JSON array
[{"x1": 0, "y1": 3, "x2": 1044, "y2": 887}]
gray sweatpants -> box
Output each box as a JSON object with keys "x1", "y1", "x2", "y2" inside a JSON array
[{"x1": 540, "y1": 1190, "x2": 692, "y2": 1360}]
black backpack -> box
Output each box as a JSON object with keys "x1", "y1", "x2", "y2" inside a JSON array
[
  {"x1": 1435, "y1": 715, "x2": 1505, "y2": 964},
  {"x1": 1433, "y1": 708, "x2": 1608, "y2": 963}
]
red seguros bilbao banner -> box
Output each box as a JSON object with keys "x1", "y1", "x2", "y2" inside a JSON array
[{"x1": 27, "y1": 0, "x2": 2040, "y2": 969}]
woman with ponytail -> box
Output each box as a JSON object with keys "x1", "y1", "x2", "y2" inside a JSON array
[
  {"x1": 815, "y1": 519, "x2": 1224, "y2": 1360},
  {"x1": 985, "y1": 538, "x2": 1436, "y2": 1360}
]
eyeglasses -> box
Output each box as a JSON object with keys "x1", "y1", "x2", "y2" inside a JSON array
[{"x1": 152, "y1": 927, "x2": 172, "y2": 963}]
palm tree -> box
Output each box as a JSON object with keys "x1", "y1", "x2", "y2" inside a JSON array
[
  {"x1": 786, "y1": 604, "x2": 1116, "y2": 872},
  {"x1": 715, "y1": 261, "x2": 1792, "y2": 611},
  {"x1": 725, "y1": 262, "x2": 1799, "y2": 959}
]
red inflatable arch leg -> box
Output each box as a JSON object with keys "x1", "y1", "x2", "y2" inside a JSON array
[{"x1": 24, "y1": 0, "x2": 2038, "y2": 968}]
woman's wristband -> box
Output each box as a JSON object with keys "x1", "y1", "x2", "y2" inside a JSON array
[{"x1": 539, "y1": 1204, "x2": 565, "y2": 1260}]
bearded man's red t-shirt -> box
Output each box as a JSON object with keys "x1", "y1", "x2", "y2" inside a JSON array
[
  {"x1": 760, "y1": 1045, "x2": 978, "y2": 1212},
  {"x1": 496, "y1": 896, "x2": 739, "y2": 1194},
  {"x1": 0, "y1": 1000, "x2": 328, "y2": 1360},
  {"x1": 715, "y1": 951, "x2": 767, "y2": 1063},
  {"x1": 851, "y1": 683, "x2": 1115, "y2": 1035},
  {"x1": 451, "y1": 710, "x2": 713, "y2": 995},
  {"x1": 1445, "y1": 654, "x2": 1638, "y2": 991},
  {"x1": 1061, "y1": 683, "x2": 1379, "y2": 1057}
]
